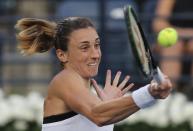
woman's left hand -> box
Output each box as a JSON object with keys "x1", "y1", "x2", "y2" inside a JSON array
[{"x1": 92, "y1": 70, "x2": 134, "y2": 101}]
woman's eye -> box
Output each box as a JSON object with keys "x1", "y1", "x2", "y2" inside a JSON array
[
  {"x1": 95, "y1": 43, "x2": 100, "y2": 48},
  {"x1": 81, "y1": 46, "x2": 89, "y2": 51}
]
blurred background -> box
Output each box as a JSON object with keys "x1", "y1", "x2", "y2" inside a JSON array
[{"x1": 0, "y1": 0, "x2": 192, "y2": 131}]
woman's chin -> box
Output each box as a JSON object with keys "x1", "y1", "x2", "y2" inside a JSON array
[{"x1": 87, "y1": 70, "x2": 98, "y2": 78}]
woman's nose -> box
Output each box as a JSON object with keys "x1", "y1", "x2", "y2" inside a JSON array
[{"x1": 90, "y1": 48, "x2": 101, "y2": 58}]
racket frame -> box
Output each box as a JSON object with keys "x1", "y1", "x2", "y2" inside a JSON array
[{"x1": 123, "y1": 5, "x2": 164, "y2": 83}]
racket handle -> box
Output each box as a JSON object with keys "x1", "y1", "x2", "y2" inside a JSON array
[{"x1": 153, "y1": 67, "x2": 165, "y2": 84}]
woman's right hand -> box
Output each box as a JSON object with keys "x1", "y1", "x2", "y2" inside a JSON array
[
  {"x1": 92, "y1": 70, "x2": 134, "y2": 101},
  {"x1": 148, "y1": 75, "x2": 173, "y2": 99}
]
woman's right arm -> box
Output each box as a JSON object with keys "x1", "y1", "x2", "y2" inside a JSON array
[{"x1": 53, "y1": 71, "x2": 172, "y2": 126}]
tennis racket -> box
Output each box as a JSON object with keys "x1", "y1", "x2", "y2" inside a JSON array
[{"x1": 123, "y1": 5, "x2": 164, "y2": 84}]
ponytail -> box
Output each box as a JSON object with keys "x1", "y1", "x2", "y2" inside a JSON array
[{"x1": 15, "y1": 18, "x2": 57, "y2": 55}]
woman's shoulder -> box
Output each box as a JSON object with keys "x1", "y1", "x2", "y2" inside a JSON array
[
  {"x1": 57, "y1": 69, "x2": 81, "y2": 80},
  {"x1": 47, "y1": 69, "x2": 86, "y2": 100}
]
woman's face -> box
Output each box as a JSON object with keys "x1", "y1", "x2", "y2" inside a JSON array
[{"x1": 66, "y1": 27, "x2": 101, "y2": 78}]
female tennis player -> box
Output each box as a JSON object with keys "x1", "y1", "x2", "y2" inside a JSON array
[{"x1": 15, "y1": 17, "x2": 172, "y2": 131}]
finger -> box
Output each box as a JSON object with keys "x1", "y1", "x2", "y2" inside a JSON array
[
  {"x1": 112, "y1": 71, "x2": 121, "y2": 86},
  {"x1": 151, "y1": 82, "x2": 159, "y2": 91},
  {"x1": 151, "y1": 79, "x2": 156, "y2": 83},
  {"x1": 163, "y1": 74, "x2": 172, "y2": 81},
  {"x1": 160, "y1": 79, "x2": 173, "y2": 90},
  {"x1": 91, "y1": 79, "x2": 103, "y2": 96},
  {"x1": 105, "y1": 70, "x2": 111, "y2": 87},
  {"x1": 165, "y1": 78, "x2": 173, "y2": 89},
  {"x1": 118, "y1": 75, "x2": 130, "y2": 90},
  {"x1": 122, "y1": 83, "x2": 134, "y2": 94},
  {"x1": 168, "y1": 80, "x2": 173, "y2": 89}
]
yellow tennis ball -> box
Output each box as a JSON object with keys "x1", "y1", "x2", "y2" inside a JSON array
[{"x1": 157, "y1": 28, "x2": 178, "y2": 47}]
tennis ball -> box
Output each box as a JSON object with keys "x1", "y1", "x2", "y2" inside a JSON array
[{"x1": 157, "y1": 28, "x2": 178, "y2": 47}]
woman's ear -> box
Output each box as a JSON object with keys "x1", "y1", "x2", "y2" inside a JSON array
[{"x1": 56, "y1": 49, "x2": 68, "y2": 63}]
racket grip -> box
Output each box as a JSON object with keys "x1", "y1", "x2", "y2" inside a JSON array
[{"x1": 153, "y1": 67, "x2": 165, "y2": 84}]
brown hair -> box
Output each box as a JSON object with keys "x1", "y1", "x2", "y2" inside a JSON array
[{"x1": 15, "y1": 17, "x2": 95, "y2": 55}]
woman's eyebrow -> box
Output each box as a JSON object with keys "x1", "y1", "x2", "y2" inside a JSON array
[
  {"x1": 80, "y1": 41, "x2": 90, "y2": 44},
  {"x1": 79, "y1": 37, "x2": 100, "y2": 44}
]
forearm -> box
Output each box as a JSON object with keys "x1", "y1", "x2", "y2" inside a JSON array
[
  {"x1": 91, "y1": 95, "x2": 139, "y2": 126},
  {"x1": 101, "y1": 102, "x2": 139, "y2": 125},
  {"x1": 90, "y1": 85, "x2": 156, "y2": 126}
]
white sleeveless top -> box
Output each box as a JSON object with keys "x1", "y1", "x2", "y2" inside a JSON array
[{"x1": 42, "y1": 112, "x2": 114, "y2": 131}]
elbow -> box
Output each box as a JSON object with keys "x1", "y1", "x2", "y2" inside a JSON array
[
  {"x1": 96, "y1": 118, "x2": 111, "y2": 127},
  {"x1": 94, "y1": 121, "x2": 105, "y2": 127},
  {"x1": 97, "y1": 122, "x2": 107, "y2": 127},
  {"x1": 89, "y1": 110, "x2": 110, "y2": 127},
  {"x1": 90, "y1": 115, "x2": 108, "y2": 127},
  {"x1": 92, "y1": 118, "x2": 108, "y2": 127}
]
